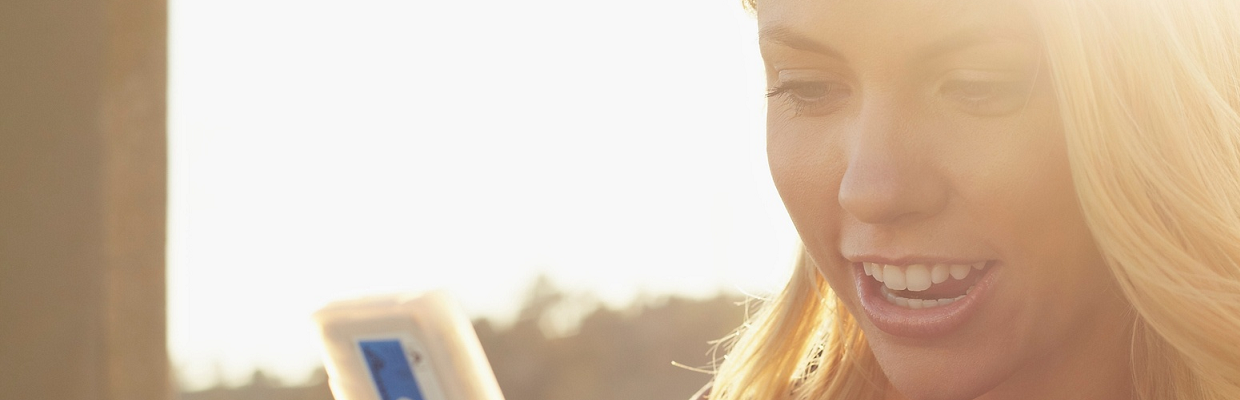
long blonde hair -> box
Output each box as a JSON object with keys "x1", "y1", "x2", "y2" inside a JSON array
[{"x1": 710, "y1": 0, "x2": 1240, "y2": 399}]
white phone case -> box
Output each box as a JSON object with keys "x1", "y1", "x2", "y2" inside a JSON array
[{"x1": 314, "y1": 291, "x2": 506, "y2": 400}]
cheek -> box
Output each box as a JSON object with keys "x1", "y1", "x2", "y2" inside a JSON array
[
  {"x1": 767, "y1": 121, "x2": 849, "y2": 271},
  {"x1": 950, "y1": 107, "x2": 1118, "y2": 324},
  {"x1": 769, "y1": 123, "x2": 835, "y2": 222},
  {"x1": 988, "y1": 155, "x2": 1108, "y2": 300},
  {"x1": 961, "y1": 115, "x2": 1094, "y2": 270}
]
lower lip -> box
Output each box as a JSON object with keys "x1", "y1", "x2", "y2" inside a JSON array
[{"x1": 856, "y1": 262, "x2": 1000, "y2": 338}]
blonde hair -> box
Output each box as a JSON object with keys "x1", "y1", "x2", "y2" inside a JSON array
[{"x1": 711, "y1": 0, "x2": 1240, "y2": 399}]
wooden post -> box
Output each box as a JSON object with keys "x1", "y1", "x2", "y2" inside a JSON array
[{"x1": 0, "y1": 0, "x2": 168, "y2": 398}]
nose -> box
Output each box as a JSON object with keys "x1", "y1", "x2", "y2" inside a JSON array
[{"x1": 837, "y1": 107, "x2": 949, "y2": 225}]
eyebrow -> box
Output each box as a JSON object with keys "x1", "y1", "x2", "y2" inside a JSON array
[
  {"x1": 758, "y1": 26, "x2": 847, "y2": 60},
  {"x1": 758, "y1": 25, "x2": 1035, "y2": 62}
]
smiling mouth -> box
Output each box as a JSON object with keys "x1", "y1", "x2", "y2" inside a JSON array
[
  {"x1": 863, "y1": 262, "x2": 991, "y2": 309},
  {"x1": 853, "y1": 259, "x2": 1001, "y2": 338}
]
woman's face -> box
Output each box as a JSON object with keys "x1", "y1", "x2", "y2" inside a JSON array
[{"x1": 758, "y1": 1, "x2": 1134, "y2": 399}]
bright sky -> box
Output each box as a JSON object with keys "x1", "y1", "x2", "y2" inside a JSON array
[{"x1": 168, "y1": 0, "x2": 798, "y2": 391}]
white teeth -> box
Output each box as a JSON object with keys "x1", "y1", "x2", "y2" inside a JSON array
[
  {"x1": 866, "y1": 261, "x2": 989, "y2": 299},
  {"x1": 904, "y1": 264, "x2": 931, "y2": 292},
  {"x1": 880, "y1": 287, "x2": 964, "y2": 310},
  {"x1": 950, "y1": 264, "x2": 971, "y2": 280},
  {"x1": 883, "y1": 265, "x2": 906, "y2": 290},
  {"x1": 931, "y1": 264, "x2": 950, "y2": 284}
]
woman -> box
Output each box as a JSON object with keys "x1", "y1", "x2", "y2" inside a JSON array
[{"x1": 706, "y1": 0, "x2": 1240, "y2": 399}]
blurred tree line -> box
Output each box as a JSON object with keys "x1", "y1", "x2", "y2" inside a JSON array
[{"x1": 180, "y1": 276, "x2": 747, "y2": 400}]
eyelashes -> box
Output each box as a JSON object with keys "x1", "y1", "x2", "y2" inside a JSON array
[
  {"x1": 766, "y1": 80, "x2": 851, "y2": 117},
  {"x1": 766, "y1": 77, "x2": 1035, "y2": 117},
  {"x1": 938, "y1": 79, "x2": 1034, "y2": 116}
]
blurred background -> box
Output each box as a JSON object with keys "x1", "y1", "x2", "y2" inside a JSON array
[{"x1": 167, "y1": 0, "x2": 799, "y2": 399}]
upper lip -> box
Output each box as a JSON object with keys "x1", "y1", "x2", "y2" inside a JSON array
[{"x1": 846, "y1": 254, "x2": 992, "y2": 266}]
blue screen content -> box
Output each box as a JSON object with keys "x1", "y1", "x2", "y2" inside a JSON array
[{"x1": 358, "y1": 339, "x2": 426, "y2": 400}]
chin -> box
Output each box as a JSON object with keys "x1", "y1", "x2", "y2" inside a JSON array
[
  {"x1": 874, "y1": 351, "x2": 1004, "y2": 400},
  {"x1": 860, "y1": 311, "x2": 1033, "y2": 400},
  {"x1": 842, "y1": 259, "x2": 1029, "y2": 400}
]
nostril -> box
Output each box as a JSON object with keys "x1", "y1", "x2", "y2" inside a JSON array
[
  {"x1": 839, "y1": 163, "x2": 914, "y2": 223},
  {"x1": 838, "y1": 155, "x2": 948, "y2": 224}
]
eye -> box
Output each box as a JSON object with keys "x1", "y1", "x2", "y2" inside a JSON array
[
  {"x1": 767, "y1": 80, "x2": 851, "y2": 117},
  {"x1": 940, "y1": 79, "x2": 1032, "y2": 116}
]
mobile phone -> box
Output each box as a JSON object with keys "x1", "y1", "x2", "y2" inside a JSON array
[{"x1": 314, "y1": 291, "x2": 505, "y2": 400}]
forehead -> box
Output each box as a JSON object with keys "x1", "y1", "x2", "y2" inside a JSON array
[{"x1": 756, "y1": 0, "x2": 1038, "y2": 57}]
